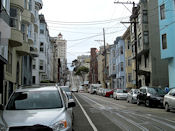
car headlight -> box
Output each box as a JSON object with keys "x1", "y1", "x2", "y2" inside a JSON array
[
  {"x1": 0, "y1": 123, "x2": 7, "y2": 131},
  {"x1": 52, "y1": 120, "x2": 67, "y2": 131}
]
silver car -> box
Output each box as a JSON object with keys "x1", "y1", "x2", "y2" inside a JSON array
[
  {"x1": 113, "y1": 89, "x2": 128, "y2": 100},
  {"x1": 163, "y1": 88, "x2": 175, "y2": 112},
  {"x1": 0, "y1": 86, "x2": 75, "y2": 131},
  {"x1": 127, "y1": 89, "x2": 139, "y2": 104}
]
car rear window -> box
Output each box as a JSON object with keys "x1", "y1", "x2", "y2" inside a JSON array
[{"x1": 6, "y1": 91, "x2": 63, "y2": 110}]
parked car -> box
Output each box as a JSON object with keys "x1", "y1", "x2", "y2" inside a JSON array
[
  {"x1": 60, "y1": 86, "x2": 71, "y2": 93},
  {"x1": 137, "y1": 86, "x2": 166, "y2": 107},
  {"x1": 105, "y1": 89, "x2": 114, "y2": 97},
  {"x1": 113, "y1": 89, "x2": 128, "y2": 100},
  {"x1": 102, "y1": 89, "x2": 108, "y2": 96},
  {"x1": 163, "y1": 88, "x2": 175, "y2": 112},
  {"x1": 89, "y1": 84, "x2": 102, "y2": 94},
  {"x1": 71, "y1": 87, "x2": 78, "y2": 92},
  {"x1": 0, "y1": 85, "x2": 76, "y2": 131},
  {"x1": 78, "y1": 85, "x2": 85, "y2": 93},
  {"x1": 127, "y1": 89, "x2": 139, "y2": 104}
]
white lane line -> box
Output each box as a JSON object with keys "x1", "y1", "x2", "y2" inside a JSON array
[
  {"x1": 80, "y1": 94, "x2": 105, "y2": 109},
  {"x1": 73, "y1": 94, "x2": 98, "y2": 131},
  {"x1": 115, "y1": 112, "x2": 149, "y2": 131},
  {"x1": 84, "y1": 93, "x2": 126, "y2": 108},
  {"x1": 131, "y1": 113, "x2": 175, "y2": 129}
]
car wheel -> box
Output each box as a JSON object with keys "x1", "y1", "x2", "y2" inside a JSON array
[
  {"x1": 165, "y1": 103, "x2": 170, "y2": 112},
  {"x1": 145, "y1": 99, "x2": 151, "y2": 107},
  {"x1": 137, "y1": 99, "x2": 140, "y2": 105}
]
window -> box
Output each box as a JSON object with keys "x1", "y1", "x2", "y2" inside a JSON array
[
  {"x1": 120, "y1": 46, "x2": 123, "y2": 55},
  {"x1": 28, "y1": 24, "x2": 32, "y2": 38},
  {"x1": 39, "y1": 60, "x2": 44, "y2": 70},
  {"x1": 144, "y1": 54, "x2": 149, "y2": 68},
  {"x1": 32, "y1": 76, "x2": 36, "y2": 84},
  {"x1": 143, "y1": 31, "x2": 149, "y2": 44},
  {"x1": 113, "y1": 50, "x2": 115, "y2": 57},
  {"x1": 40, "y1": 42, "x2": 44, "y2": 52},
  {"x1": 120, "y1": 62, "x2": 124, "y2": 71},
  {"x1": 142, "y1": 10, "x2": 148, "y2": 23},
  {"x1": 160, "y1": 4, "x2": 165, "y2": 20},
  {"x1": 113, "y1": 64, "x2": 116, "y2": 71},
  {"x1": 162, "y1": 34, "x2": 167, "y2": 49},
  {"x1": 7, "y1": 51, "x2": 12, "y2": 73},
  {"x1": 128, "y1": 73, "x2": 132, "y2": 83},
  {"x1": 127, "y1": 40, "x2": 130, "y2": 49},
  {"x1": 128, "y1": 58, "x2": 131, "y2": 66},
  {"x1": 40, "y1": 24, "x2": 44, "y2": 34},
  {"x1": 10, "y1": 7, "x2": 18, "y2": 28},
  {"x1": 138, "y1": 34, "x2": 142, "y2": 48},
  {"x1": 29, "y1": 0, "x2": 32, "y2": 11},
  {"x1": 32, "y1": 59, "x2": 36, "y2": 69}
]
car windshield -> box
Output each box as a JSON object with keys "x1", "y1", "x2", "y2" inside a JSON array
[
  {"x1": 117, "y1": 89, "x2": 124, "y2": 93},
  {"x1": 6, "y1": 91, "x2": 63, "y2": 110},
  {"x1": 61, "y1": 87, "x2": 70, "y2": 92},
  {"x1": 154, "y1": 88, "x2": 166, "y2": 95},
  {"x1": 133, "y1": 90, "x2": 139, "y2": 94}
]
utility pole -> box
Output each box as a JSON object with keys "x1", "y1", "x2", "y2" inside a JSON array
[
  {"x1": 103, "y1": 28, "x2": 107, "y2": 88},
  {"x1": 114, "y1": 1, "x2": 138, "y2": 88}
]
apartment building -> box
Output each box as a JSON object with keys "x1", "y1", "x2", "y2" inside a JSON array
[
  {"x1": 36, "y1": 14, "x2": 52, "y2": 83},
  {"x1": 97, "y1": 46, "x2": 105, "y2": 87},
  {"x1": 158, "y1": 0, "x2": 175, "y2": 88},
  {"x1": 122, "y1": 27, "x2": 135, "y2": 89},
  {"x1": 115, "y1": 37, "x2": 126, "y2": 89},
  {"x1": 130, "y1": 0, "x2": 168, "y2": 88},
  {"x1": 0, "y1": 0, "x2": 11, "y2": 104},
  {"x1": 109, "y1": 44, "x2": 117, "y2": 89},
  {"x1": 89, "y1": 48, "x2": 98, "y2": 84},
  {"x1": 31, "y1": 0, "x2": 43, "y2": 84}
]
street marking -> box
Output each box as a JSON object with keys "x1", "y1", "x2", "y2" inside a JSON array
[
  {"x1": 115, "y1": 112, "x2": 149, "y2": 131},
  {"x1": 80, "y1": 94, "x2": 105, "y2": 109},
  {"x1": 73, "y1": 94, "x2": 98, "y2": 131},
  {"x1": 84, "y1": 93, "x2": 126, "y2": 108}
]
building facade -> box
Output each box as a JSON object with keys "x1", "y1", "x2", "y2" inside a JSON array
[
  {"x1": 130, "y1": 0, "x2": 168, "y2": 88},
  {"x1": 109, "y1": 44, "x2": 117, "y2": 89},
  {"x1": 89, "y1": 48, "x2": 98, "y2": 84},
  {"x1": 158, "y1": 0, "x2": 175, "y2": 88},
  {"x1": 0, "y1": 0, "x2": 11, "y2": 104},
  {"x1": 122, "y1": 27, "x2": 135, "y2": 89},
  {"x1": 115, "y1": 37, "x2": 126, "y2": 89}
]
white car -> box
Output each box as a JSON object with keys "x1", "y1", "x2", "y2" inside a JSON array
[
  {"x1": 113, "y1": 89, "x2": 128, "y2": 100},
  {"x1": 163, "y1": 88, "x2": 175, "y2": 112},
  {"x1": 127, "y1": 89, "x2": 139, "y2": 103},
  {"x1": 0, "y1": 86, "x2": 75, "y2": 131}
]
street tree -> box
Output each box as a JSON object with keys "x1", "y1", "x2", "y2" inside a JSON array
[{"x1": 75, "y1": 66, "x2": 89, "y2": 81}]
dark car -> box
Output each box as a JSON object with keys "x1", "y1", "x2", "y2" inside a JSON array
[{"x1": 137, "y1": 86, "x2": 166, "y2": 107}]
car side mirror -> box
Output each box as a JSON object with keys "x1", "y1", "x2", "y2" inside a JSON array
[
  {"x1": 68, "y1": 99, "x2": 76, "y2": 108},
  {"x1": 0, "y1": 104, "x2": 4, "y2": 110}
]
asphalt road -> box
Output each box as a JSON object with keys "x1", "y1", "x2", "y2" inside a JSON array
[
  {"x1": 72, "y1": 92, "x2": 175, "y2": 131},
  {"x1": 70, "y1": 72, "x2": 175, "y2": 131}
]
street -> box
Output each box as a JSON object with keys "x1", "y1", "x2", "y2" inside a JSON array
[
  {"x1": 70, "y1": 73, "x2": 175, "y2": 131},
  {"x1": 72, "y1": 92, "x2": 175, "y2": 131}
]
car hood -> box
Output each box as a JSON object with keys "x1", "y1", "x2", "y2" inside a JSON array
[{"x1": 2, "y1": 108, "x2": 65, "y2": 127}]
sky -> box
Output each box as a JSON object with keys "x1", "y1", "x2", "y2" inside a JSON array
[{"x1": 40, "y1": 0, "x2": 139, "y2": 66}]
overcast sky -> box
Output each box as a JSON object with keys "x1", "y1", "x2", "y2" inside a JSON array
[{"x1": 41, "y1": 0, "x2": 139, "y2": 66}]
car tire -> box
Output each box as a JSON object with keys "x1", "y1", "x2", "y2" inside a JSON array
[
  {"x1": 131, "y1": 98, "x2": 134, "y2": 104},
  {"x1": 165, "y1": 103, "x2": 170, "y2": 112},
  {"x1": 145, "y1": 99, "x2": 151, "y2": 107},
  {"x1": 137, "y1": 99, "x2": 140, "y2": 105}
]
